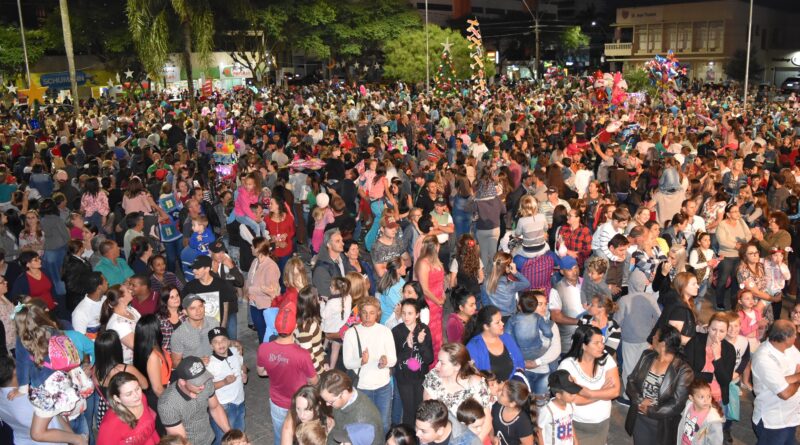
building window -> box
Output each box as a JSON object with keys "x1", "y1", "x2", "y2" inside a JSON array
[
  {"x1": 648, "y1": 24, "x2": 662, "y2": 52},
  {"x1": 634, "y1": 26, "x2": 647, "y2": 53},
  {"x1": 677, "y1": 23, "x2": 691, "y2": 51},
  {"x1": 707, "y1": 21, "x2": 723, "y2": 51},
  {"x1": 693, "y1": 22, "x2": 708, "y2": 52}
]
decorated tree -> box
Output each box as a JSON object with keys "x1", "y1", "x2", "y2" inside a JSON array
[{"x1": 433, "y1": 38, "x2": 457, "y2": 97}]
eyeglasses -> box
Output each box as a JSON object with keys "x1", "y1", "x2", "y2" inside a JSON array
[{"x1": 325, "y1": 393, "x2": 343, "y2": 406}]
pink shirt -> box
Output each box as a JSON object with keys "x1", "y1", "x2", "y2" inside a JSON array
[
  {"x1": 122, "y1": 193, "x2": 154, "y2": 215},
  {"x1": 81, "y1": 192, "x2": 110, "y2": 216},
  {"x1": 234, "y1": 186, "x2": 259, "y2": 219},
  {"x1": 257, "y1": 342, "x2": 316, "y2": 408}
]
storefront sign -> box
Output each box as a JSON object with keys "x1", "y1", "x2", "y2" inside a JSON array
[
  {"x1": 39, "y1": 71, "x2": 90, "y2": 90},
  {"x1": 221, "y1": 65, "x2": 253, "y2": 78}
]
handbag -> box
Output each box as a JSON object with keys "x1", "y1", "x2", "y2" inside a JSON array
[
  {"x1": 726, "y1": 381, "x2": 740, "y2": 421},
  {"x1": 346, "y1": 326, "x2": 362, "y2": 389}
]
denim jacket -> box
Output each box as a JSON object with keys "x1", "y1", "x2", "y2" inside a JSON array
[
  {"x1": 505, "y1": 313, "x2": 553, "y2": 361},
  {"x1": 481, "y1": 272, "x2": 531, "y2": 316}
]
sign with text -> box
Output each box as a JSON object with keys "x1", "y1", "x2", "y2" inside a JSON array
[{"x1": 617, "y1": 6, "x2": 663, "y2": 25}]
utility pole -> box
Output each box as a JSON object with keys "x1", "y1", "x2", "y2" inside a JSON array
[
  {"x1": 743, "y1": 0, "x2": 754, "y2": 113},
  {"x1": 535, "y1": 15, "x2": 540, "y2": 80},
  {"x1": 16, "y1": 0, "x2": 31, "y2": 88},
  {"x1": 425, "y1": 0, "x2": 430, "y2": 94}
]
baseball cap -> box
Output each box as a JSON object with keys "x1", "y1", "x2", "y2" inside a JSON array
[
  {"x1": 182, "y1": 293, "x2": 205, "y2": 309},
  {"x1": 275, "y1": 303, "x2": 297, "y2": 335},
  {"x1": 558, "y1": 255, "x2": 578, "y2": 270},
  {"x1": 331, "y1": 424, "x2": 376, "y2": 445},
  {"x1": 547, "y1": 187, "x2": 557, "y2": 194},
  {"x1": 548, "y1": 370, "x2": 582, "y2": 394},
  {"x1": 381, "y1": 215, "x2": 399, "y2": 230},
  {"x1": 208, "y1": 326, "x2": 229, "y2": 343},
  {"x1": 209, "y1": 239, "x2": 226, "y2": 253},
  {"x1": 434, "y1": 195, "x2": 447, "y2": 206},
  {"x1": 190, "y1": 255, "x2": 212, "y2": 270},
  {"x1": 174, "y1": 356, "x2": 212, "y2": 386}
]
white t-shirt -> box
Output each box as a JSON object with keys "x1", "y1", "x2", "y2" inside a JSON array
[
  {"x1": 106, "y1": 307, "x2": 141, "y2": 364},
  {"x1": 557, "y1": 356, "x2": 617, "y2": 423},
  {"x1": 537, "y1": 400, "x2": 576, "y2": 445},
  {"x1": 206, "y1": 346, "x2": 245, "y2": 405},
  {"x1": 71, "y1": 295, "x2": 106, "y2": 340},
  {"x1": 549, "y1": 281, "x2": 584, "y2": 353}
]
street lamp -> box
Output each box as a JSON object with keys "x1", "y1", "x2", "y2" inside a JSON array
[
  {"x1": 425, "y1": 0, "x2": 430, "y2": 94},
  {"x1": 591, "y1": 21, "x2": 597, "y2": 26}
]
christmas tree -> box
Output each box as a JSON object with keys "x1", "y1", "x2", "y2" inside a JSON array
[{"x1": 433, "y1": 38, "x2": 457, "y2": 97}]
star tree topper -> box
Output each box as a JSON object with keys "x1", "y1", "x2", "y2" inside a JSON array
[{"x1": 441, "y1": 38, "x2": 453, "y2": 54}]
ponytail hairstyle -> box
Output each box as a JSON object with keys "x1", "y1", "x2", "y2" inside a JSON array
[
  {"x1": 13, "y1": 303, "x2": 59, "y2": 366},
  {"x1": 463, "y1": 305, "x2": 501, "y2": 343},
  {"x1": 450, "y1": 286, "x2": 476, "y2": 316},
  {"x1": 127, "y1": 236, "x2": 151, "y2": 266},
  {"x1": 329, "y1": 277, "x2": 351, "y2": 320},
  {"x1": 503, "y1": 379, "x2": 534, "y2": 423},
  {"x1": 439, "y1": 342, "x2": 479, "y2": 380},
  {"x1": 100, "y1": 285, "x2": 128, "y2": 327},
  {"x1": 486, "y1": 252, "x2": 513, "y2": 295}
]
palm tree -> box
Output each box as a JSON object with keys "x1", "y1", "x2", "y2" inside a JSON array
[
  {"x1": 127, "y1": 0, "x2": 214, "y2": 106},
  {"x1": 59, "y1": 0, "x2": 79, "y2": 114}
]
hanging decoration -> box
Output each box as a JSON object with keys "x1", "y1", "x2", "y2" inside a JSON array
[
  {"x1": 466, "y1": 18, "x2": 488, "y2": 101},
  {"x1": 543, "y1": 62, "x2": 567, "y2": 88},
  {"x1": 433, "y1": 38, "x2": 457, "y2": 97}
]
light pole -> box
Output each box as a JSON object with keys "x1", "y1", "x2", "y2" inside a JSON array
[
  {"x1": 16, "y1": 0, "x2": 32, "y2": 88},
  {"x1": 425, "y1": 0, "x2": 430, "y2": 94},
  {"x1": 743, "y1": 0, "x2": 754, "y2": 112}
]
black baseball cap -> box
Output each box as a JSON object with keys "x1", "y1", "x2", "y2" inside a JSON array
[
  {"x1": 548, "y1": 370, "x2": 582, "y2": 394},
  {"x1": 209, "y1": 239, "x2": 226, "y2": 253},
  {"x1": 174, "y1": 356, "x2": 212, "y2": 386},
  {"x1": 190, "y1": 255, "x2": 212, "y2": 270}
]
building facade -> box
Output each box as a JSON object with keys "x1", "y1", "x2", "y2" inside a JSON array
[{"x1": 604, "y1": 0, "x2": 800, "y2": 84}]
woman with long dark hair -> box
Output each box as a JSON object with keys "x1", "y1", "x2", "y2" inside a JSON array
[
  {"x1": 156, "y1": 285, "x2": 185, "y2": 352},
  {"x1": 416, "y1": 235, "x2": 446, "y2": 365},
  {"x1": 39, "y1": 198, "x2": 69, "y2": 305},
  {"x1": 127, "y1": 236, "x2": 154, "y2": 276},
  {"x1": 464, "y1": 305, "x2": 525, "y2": 381},
  {"x1": 295, "y1": 286, "x2": 325, "y2": 374},
  {"x1": 96, "y1": 372, "x2": 160, "y2": 445},
  {"x1": 449, "y1": 234, "x2": 483, "y2": 297},
  {"x1": 279, "y1": 385, "x2": 332, "y2": 445},
  {"x1": 93, "y1": 330, "x2": 149, "y2": 429},
  {"x1": 377, "y1": 257, "x2": 407, "y2": 325},
  {"x1": 101, "y1": 284, "x2": 141, "y2": 364},
  {"x1": 10, "y1": 251, "x2": 55, "y2": 310},
  {"x1": 557, "y1": 325, "x2": 620, "y2": 445},
  {"x1": 392, "y1": 298, "x2": 434, "y2": 426},
  {"x1": 266, "y1": 193, "x2": 295, "y2": 272}
]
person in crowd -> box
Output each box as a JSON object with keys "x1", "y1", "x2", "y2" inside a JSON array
[
  {"x1": 388, "y1": 296, "x2": 433, "y2": 422},
  {"x1": 130, "y1": 274, "x2": 160, "y2": 316},
  {"x1": 206, "y1": 327, "x2": 247, "y2": 445},
  {"x1": 182, "y1": 255, "x2": 235, "y2": 329},
  {"x1": 651, "y1": 271, "x2": 699, "y2": 346},
  {"x1": 750, "y1": 319, "x2": 800, "y2": 444},
  {"x1": 625, "y1": 324, "x2": 694, "y2": 445},
  {"x1": 378, "y1": 257, "x2": 408, "y2": 325},
  {"x1": 736, "y1": 241, "x2": 777, "y2": 322},
  {"x1": 548, "y1": 255, "x2": 583, "y2": 355},
  {"x1": 465, "y1": 305, "x2": 525, "y2": 381},
  {"x1": 578, "y1": 294, "x2": 621, "y2": 355},
  {"x1": 342, "y1": 296, "x2": 397, "y2": 432},
  {"x1": 63, "y1": 238, "x2": 93, "y2": 310},
  {"x1": 97, "y1": 372, "x2": 161, "y2": 445},
  {"x1": 257, "y1": 303, "x2": 318, "y2": 444},
  {"x1": 11, "y1": 250, "x2": 56, "y2": 310},
  {"x1": 490, "y1": 378, "x2": 535, "y2": 445},
  {"x1": 101, "y1": 283, "x2": 142, "y2": 364},
  {"x1": 313, "y1": 229, "x2": 346, "y2": 299},
  {"x1": 344, "y1": 239, "x2": 377, "y2": 295},
  {"x1": 319, "y1": 370, "x2": 384, "y2": 445},
  {"x1": 94, "y1": 239, "x2": 136, "y2": 286},
  {"x1": 715, "y1": 204, "x2": 751, "y2": 311},
  {"x1": 446, "y1": 287, "x2": 477, "y2": 344},
  {"x1": 416, "y1": 234, "x2": 446, "y2": 364},
  {"x1": 482, "y1": 252, "x2": 531, "y2": 319},
  {"x1": 94, "y1": 329, "x2": 150, "y2": 430},
  {"x1": 243, "y1": 238, "x2": 280, "y2": 342},
  {"x1": 149, "y1": 254, "x2": 183, "y2": 294},
  {"x1": 280, "y1": 385, "x2": 332, "y2": 445},
  {"x1": 415, "y1": 399, "x2": 482, "y2": 445},
  {"x1": 170, "y1": 294, "x2": 216, "y2": 366},
  {"x1": 676, "y1": 379, "x2": 725, "y2": 445},
  {"x1": 158, "y1": 356, "x2": 231, "y2": 445},
  {"x1": 684, "y1": 313, "x2": 736, "y2": 409},
  {"x1": 557, "y1": 325, "x2": 620, "y2": 445},
  {"x1": 71, "y1": 271, "x2": 108, "y2": 340}
]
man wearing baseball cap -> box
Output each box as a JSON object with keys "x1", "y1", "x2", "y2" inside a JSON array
[
  {"x1": 256, "y1": 303, "x2": 318, "y2": 445},
  {"x1": 182, "y1": 255, "x2": 237, "y2": 330},
  {"x1": 170, "y1": 293, "x2": 217, "y2": 367},
  {"x1": 209, "y1": 239, "x2": 245, "y2": 340},
  {"x1": 158, "y1": 356, "x2": 231, "y2": 445}
]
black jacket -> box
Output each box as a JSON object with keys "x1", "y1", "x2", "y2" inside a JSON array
[
  {"x1": 684, "y1": 333, "x2": 736, "y2": 404},
  {"x1": 625, "y1": 349, "x2": 694, "y2": 445},
  {"x1": 62, "y1": 254, "x2": 93, "y2": 311}
]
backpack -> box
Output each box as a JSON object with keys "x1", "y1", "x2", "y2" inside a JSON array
[{"x1": 42, "y1": 334, "x2": 81, "y2": 372}]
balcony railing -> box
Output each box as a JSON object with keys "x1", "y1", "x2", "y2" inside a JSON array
[{"x1": 604, "y1": 42, "x2": 632, "y2": 57}]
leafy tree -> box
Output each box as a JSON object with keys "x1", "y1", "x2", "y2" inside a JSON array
[
  {"x1": 560, "y1": 26, "x2": 590, "y2": 52},
  {"x1": 724, "y1": 49, "x2": 763, "y2": 82},
  {"x1": 127, "y1": 0, "x2": 218, "y2": 105},
  {"x1": 0, "y1": 26, "x2": 54, "y2": 80},
  {"x1": 624, "y1": 68, "x2": 657, "y2": 97},
  {"x1": 383, "y1": 25, "x2": 494, "y2": 84}
]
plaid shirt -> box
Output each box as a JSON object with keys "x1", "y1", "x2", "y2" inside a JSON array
[
  {"x1": 559, "y1": 224, "x2": 593, "y2": 269},
  {"x1": 158, "y1": 312, "x2": 188, "y2": 352},
  {"x1": 514, "y1": 254, "x2": 556, "y2": 297}
]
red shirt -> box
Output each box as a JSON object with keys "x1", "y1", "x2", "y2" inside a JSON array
[
  {"x1": 271, "y1": 286, "x2": 298, "y2": 308},
  {"x1": 266, "y1": 211, "x2": 295, "y2": 258},
  {"x1": 27, "y1": 272, "x2": 55, "y2": 310},
  {"x1": 131, "y1": 291, "x2": 160, "y2": 316},
  {"x1": 257, "y1": 341, "x2": 316, "y2": 408},
  {"x1": 97, "y1": 396, "x2": 160, "y2": 445}
]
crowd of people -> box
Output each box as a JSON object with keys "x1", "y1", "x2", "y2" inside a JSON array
[{"x1": 0, "y1": 75, "x2": 799, "y2": 445}]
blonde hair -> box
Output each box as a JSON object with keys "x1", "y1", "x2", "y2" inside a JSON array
[
  {"x1": 283, "y1": 257, "x2": 310, "y2": 290},
  {"x1": 669, "y1": 245, "x2": 687, "y2": 274},
  {"x1": 417, "y1": 234, "x2": 442, "y2": 270},
  {"x1": 586, "y1": 257, "x2": 609, "y2": 275},
  {"x1": 14, "y1": 303, "x2": 59, "y2": 366},
  {"x1": 296, "y1": 420, "x2": 326, "y2": 445},
  {"x1": 312, "y1": 207, "x2": 325, "y2": 223},
  {"x1": 518, "y1": 195, "x2": 538, "y2": 217},
  {"x1": 486, "y1": 252, "x2": 513, "y2": 295},
  {"x1": 346, "y1": 271, "x2": 369, "y2": 303}
]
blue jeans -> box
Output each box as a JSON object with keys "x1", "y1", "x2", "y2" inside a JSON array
[
  {"x1": 164, "y1": 239, "x2": 183, "y2": 274},
  {"x1": 365, "y1": 200, "x2": 384, "y2": 252},
  {"x1": 84, "y1": 391, "x2": 97, "y2": 445},
  {"x1": 42, "y1": 246, "x2": 67, "y2": 297},
  {"x1": 226, "y1": 311, "x2": 238, "y2": 341},
  {"x1": 391, "y1": 376, "x2": 403, "y2": 426},
  {"x1": 212, "y1": 401, "x2": 246, "y2": 445},
  {"x1": 235, "y1": 214, "x2": 266, "y2": 237},
  {"x1": 250, "y1": 305, "x2": 266, "y2": 344},
  {"x1": 270, "y1": 400, "x2": 289, "y2": 445},
  {"x1": 753, "y1": 419, "x2": 797, "y2": 445},
  {"x1": 525, "y1": 370, "x2": 551, "y2": 398},
  {"x1": 361, "y1": 382, "x2": 392, "y2": 435}
]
